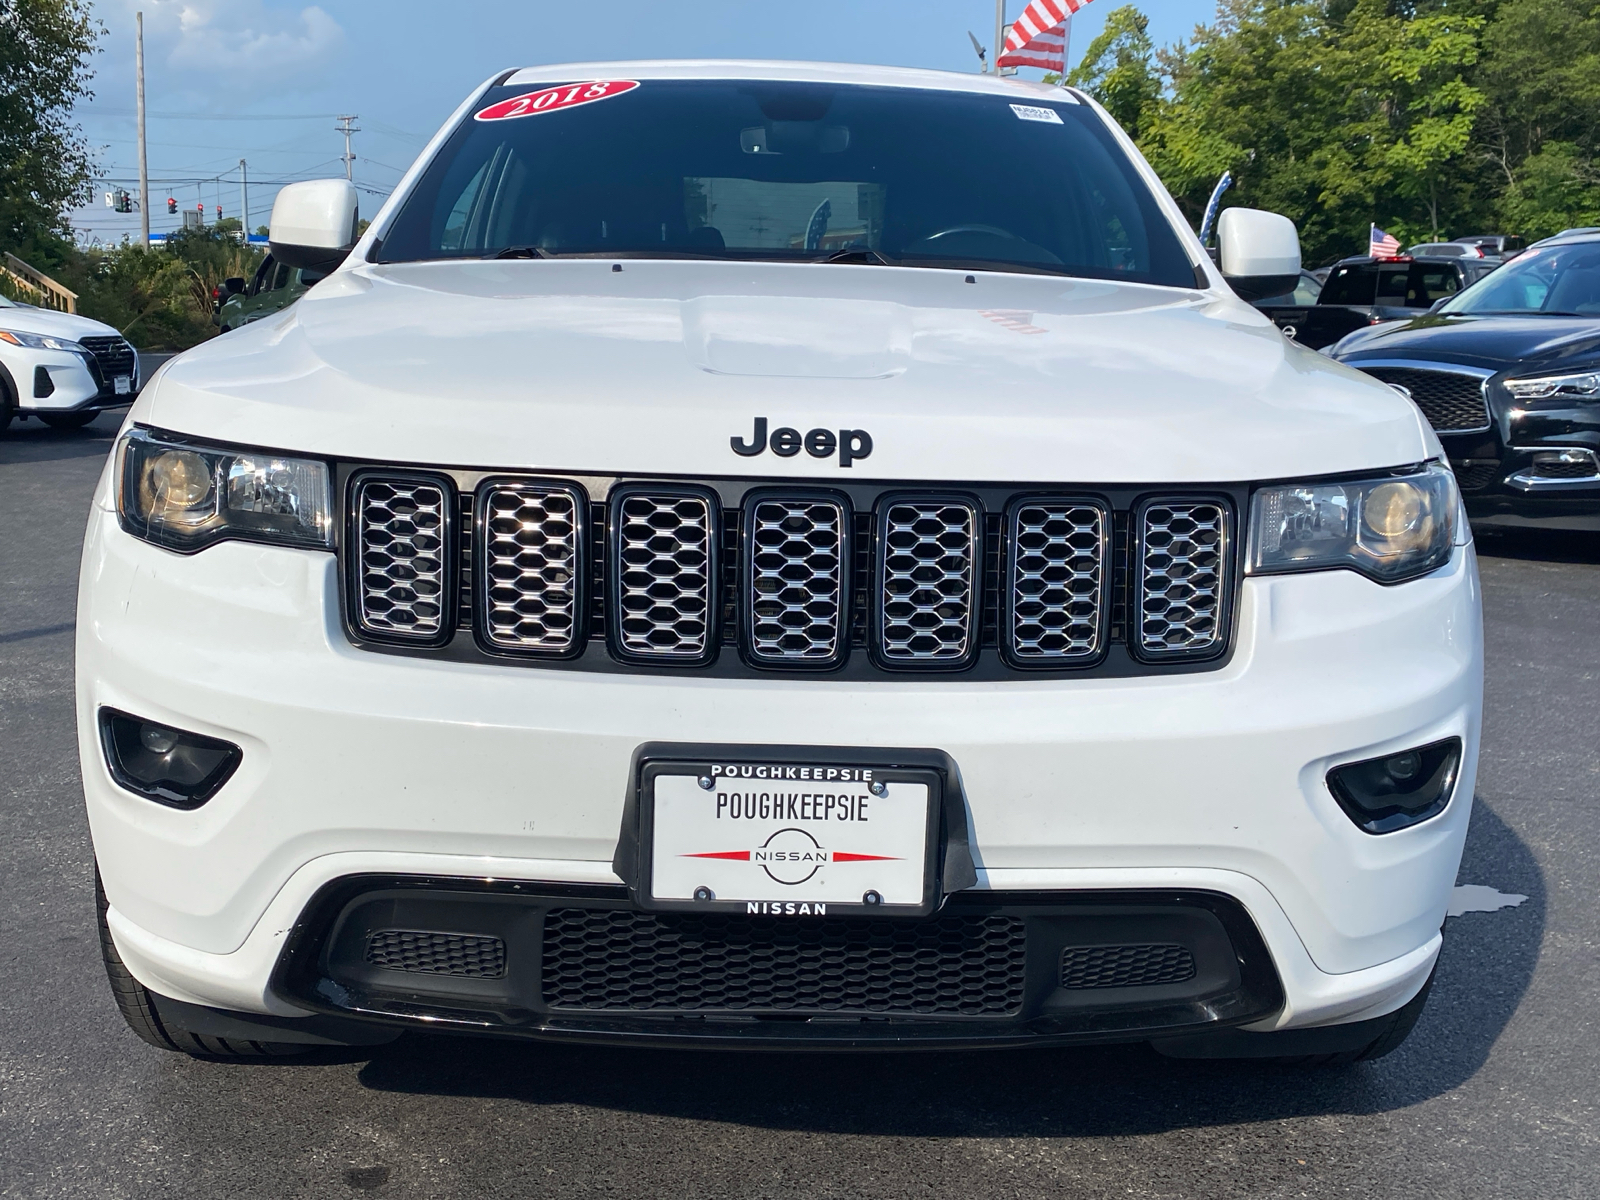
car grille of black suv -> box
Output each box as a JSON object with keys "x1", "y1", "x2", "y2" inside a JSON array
[
  {"x1": 1355, "y1": 365, "x2": 1491, "y2": 434},
  {"x1": 338, "y1": 470, "x2": 1240, "y2": 678},
  {"x1": 76, "y1": 335, "x2": 137, "y2": 385}
]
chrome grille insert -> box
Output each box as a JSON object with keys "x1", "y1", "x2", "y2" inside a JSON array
[
  {"x1": 350, "y1": 474, "x2": 453, "y2": 644},
  {"x1": 743, "y1": 494, "x2": 849, "y2": 667},
  {"x1": 476, "y1": 481, "x2": 587, "y2": 656},
  {"x1": 608, "y1": 486, "x2": 720, "y2": 664},
  {"x1": 1136, "y1": 499, "x2": 1231, "y2": 660},
  {"x1": 1006, "y1": 499, "x2": 1107, "y2": 665},
  {"x1": 875, "y1": 496, "x2": 980, "y2": 668}
]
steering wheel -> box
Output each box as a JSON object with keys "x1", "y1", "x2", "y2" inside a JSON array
[{"x1": 919, "y1": 224, "x2": 1018, "y2": 242}]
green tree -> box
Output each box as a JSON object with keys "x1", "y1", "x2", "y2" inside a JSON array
[
  {"x1": 0, "y1": 0, "x2": 100, "y2": 265},
  {"x1": 1067, "y1": 5, "x2": 1162, "y2": 140}
]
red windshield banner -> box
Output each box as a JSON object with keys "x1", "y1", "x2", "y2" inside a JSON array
[{"x1": 475, "y1": 80, "x2": 640, "y2": 122}]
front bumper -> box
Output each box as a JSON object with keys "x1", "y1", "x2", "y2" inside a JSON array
[
  {"x1": 1445, "y1": 406, "x2": 1600, "y2": 532},
  {"x1": 78, "y1": 494, "x2": 1481, "y2": 1040}
]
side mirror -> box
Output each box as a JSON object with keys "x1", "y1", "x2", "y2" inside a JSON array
[
  {"x1": 269, "y1": 179, "x2": 359, "y2": 272},
  {"x1": 1217, "y1": 207, "x2": 1301, "y2": 302},
  {"x1": 222, "y1": 277, "x2": 246, "y2": 296}
]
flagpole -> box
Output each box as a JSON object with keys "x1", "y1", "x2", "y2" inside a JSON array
[{"x1": 995, "y1": 0, "x2": 1007, "y2": 75}]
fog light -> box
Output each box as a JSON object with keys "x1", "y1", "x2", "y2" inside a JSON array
[
  {"x1": 98, "y1": 708, "x2": 242, "y2": 809},
  {"x1": 1326, "y1": 738, "x2": 1462, "y2": 834}
]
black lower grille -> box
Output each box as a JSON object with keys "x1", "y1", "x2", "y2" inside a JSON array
[
  {"x1": 1451, "y1": 460, "x2": 1500, "y2": 491},
  {"x1": 541, "y1": 909, "x2": 1028, "y2": 1015},
  {"x1": 1060, "y1": 943, "x2": 1195, "y2": 989},
  {"x1": 366, "y1": 929, "x2": 506, "y2": 978}
]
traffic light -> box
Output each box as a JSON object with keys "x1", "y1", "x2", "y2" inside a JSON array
[
  {"x1": 114, "y1": 189, "x2": 133, "y2": 213},
  {"x1": 215, "y1": 205, "x2": 223, "y2": 221},
  {"x1": 167, "y1": 197, "x2": 177, "y2": 214}
]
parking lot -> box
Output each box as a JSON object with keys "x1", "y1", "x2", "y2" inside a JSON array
[{"x1": 2, "y1": 409, "x2": 1595, "y2": 1200}]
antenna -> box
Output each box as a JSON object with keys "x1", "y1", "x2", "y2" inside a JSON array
[{"x1": 967, "y1": 30, "x2": 989, "y2": 73}]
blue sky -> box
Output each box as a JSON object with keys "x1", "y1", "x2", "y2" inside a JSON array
[{"x1": 73, "y1": 0, "x2": 1215, "y2": 244}]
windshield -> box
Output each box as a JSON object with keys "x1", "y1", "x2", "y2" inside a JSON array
[
  {"x1": 376, "y1": 78, "x2": 1197, "y2": 287},
  {"x1": 1440, "y1": 241, "x2": 1600, "y2": 315}
]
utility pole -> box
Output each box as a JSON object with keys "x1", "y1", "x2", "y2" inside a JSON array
[
  {"x1": 136, "y1": 11, "x2": 149, "y2": 246},
  {"x1": 336, "y1": 115, "x2": 360, "y2": 181},
  {"x1": 239, "y1": 159, "x2": 249, "y2": 240},
  {"x1": 994, "y1": 1, "x2": 1007, "y2": 76}
]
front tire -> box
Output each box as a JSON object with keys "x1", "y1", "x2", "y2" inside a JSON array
[
  {"x1": 95, "y1": 870, "x2": 310, "y2": 1059},
  {"x1": 39, "y1": 410, "x2": 97, "y2": 431}
]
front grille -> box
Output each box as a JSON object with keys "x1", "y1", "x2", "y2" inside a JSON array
[
  {"x1": 1451, "y1": 459, "x2": 1500, "y2": 491},
  {"x1": 477, "y1": 481, "x2": 586, "y2": 655},
  {"x1": 541, "y1": 908, "x2": 1027, "y2": 1014},
  {"x1": 1136, "y1": 500, "x2": 1231, "y2": 660},
  {"x1": 366, "y1": 930, "x2": 506, "y2": 978},
  {"x1": 350, "y1": 474, "x2": 1241, "y2": 675},
  {"x1": 350, "y1": 474, "x2": 452, "y2": 642},
  {"x1": 609, "y1": 487, "x2": 719, "y2": 663},
  {"x1": 876, "y1": 497, "x2": 979, "y2": 666},
  {"x1": 1060, "y1": 943, "x2": 1196, "y2": 989},
  {"x1": 1006, "y1": 499, "x2": 1107, "y2": 664},
  {"x1": 78, "y1": 335, "x2": 136, "y2": 382},
  {"x1": 744, "y1": 494, "x2": 849, "y2": 666},
  {"x1": 1357, "y1": 366, "x2": 1491, "y2": 433}
]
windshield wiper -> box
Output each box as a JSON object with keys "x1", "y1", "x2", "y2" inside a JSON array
[{"x1": 813, "y1": 248, "x2": 898, "y2": 266}]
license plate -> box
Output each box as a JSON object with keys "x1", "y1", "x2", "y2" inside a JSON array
[
  {"x1": 644, "y1": 761, "x2": 937, "y2": 914},
  {"x1": 113, "y1": 375, "x2": 131, "y2": 395}
]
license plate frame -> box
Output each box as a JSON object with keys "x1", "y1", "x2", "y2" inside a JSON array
[
  {"x1": 636, "y1": 757, "x2": 944, "y2": 918},
  {"x1": 113, "y1": 375, "x2": 132, "y2": 395}
]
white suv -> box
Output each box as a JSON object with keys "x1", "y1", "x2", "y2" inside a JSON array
[{"x1": 79, "y1": 62, "x2": 1481, "y2": 1063}]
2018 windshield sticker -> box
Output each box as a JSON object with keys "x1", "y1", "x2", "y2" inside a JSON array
[
  {"x1": 475, "y1": 80, "x2": 640, "y2": 122},
  {"x1": 1010, "y1": 104, "x2": 1063, "y2": 124}
]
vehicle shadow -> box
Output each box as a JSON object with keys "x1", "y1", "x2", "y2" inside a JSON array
[
  {"x1": 352, "y1": 800, "x2": 1544, "y2": 1136},
  {"x1": 1473, "y1": 524, "x2": 1600, "y2": 565},
  {"x1": 0, "y1": 409, "x2": 125, "y2": 467}
]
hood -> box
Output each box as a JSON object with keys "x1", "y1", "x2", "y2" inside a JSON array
[
  {"x1": 142, "y1": 260, "x2": 1433, "y2": 484},
  {"x1": 0, "y1": 302, "x2": 120, "y2": 342},
  {"x1": 1335, "y1": 312, "x2": 1600, "y2": 373}
]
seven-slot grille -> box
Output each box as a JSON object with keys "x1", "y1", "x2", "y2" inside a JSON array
[
  {"x1": 1006, "y1": 499, "x2": 1107, "y2": 664},
  {"x1": 1354, "y1": 365, "x2": 1491, "y2": 433},
  {"x1": 350, "y1": 474, "x2": 452, "y2": 642},
  {"x1": 1136, "y1": 500, "x2": 1231, "y2": 660},
  {"x1": 743, "y1": 494, "x2": 849, "y2": 666},
  {"x1": 875, "y1": 497, "x2": 980, "y2": 667},
  {"x1": 346, "y1": 476, "x2": 1237, "y2": 671},
  {"x1": 608, "y1": 487, "x2": 720, "y2": 664},
  {"x1": 476, "y1": 481, "x2": 586, "y2": 655}
]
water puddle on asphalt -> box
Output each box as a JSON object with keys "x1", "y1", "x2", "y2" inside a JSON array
[{"x1": 1447, "y1": 884, "x2": 1529, "y2": 917}]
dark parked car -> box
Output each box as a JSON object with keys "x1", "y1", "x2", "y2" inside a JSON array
[
  {"x1": 1329, "y1": 231, "x2": 1600, "y2": 531},
  {"x1": 1453, "y1": 234, "x2": 1525, "y2": 259},
  {"x1": 1261, "y1": 254, "x2": 1500, "y2": 350}
]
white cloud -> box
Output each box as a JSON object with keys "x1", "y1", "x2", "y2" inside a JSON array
[{"x1": 105, "y1": 1, "x2": 345, "y2": 84}]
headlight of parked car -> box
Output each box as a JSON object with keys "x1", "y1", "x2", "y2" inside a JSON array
[
  {"x1": 0, "y1": 329, "x2": 87, "y2": 352},
  {"x1": 116, "y1": 426, "x2": 332, "y2": 552},
  {"x1": 1503, "y1": 369, "x2": 1600, "y2": 402},
  {"x1": 1248, "y1": 461, "x2": 1457, "y2": 584}
]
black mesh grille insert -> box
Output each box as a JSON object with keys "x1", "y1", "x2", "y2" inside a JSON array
[
  {"x1": 542, "y1": 909, "x2": 1027, "y2": 1014},
  {"x1": 1060, "y1": 943, "x2": 1195, "y2": 989},
  {"x1": 366, "y1": 930, "x2": 506, "y2": 978},
  {"x1": 1357, "y1": 366, "x2": 1490, "y2": 433}
]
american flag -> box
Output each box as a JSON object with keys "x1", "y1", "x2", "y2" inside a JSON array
[
  {"x1": 998, "y1": 0, "x2": 1095, "y2": 72},
  {"x1": 1369, "y1": 224, "x2": 1402, "y2": 258}
]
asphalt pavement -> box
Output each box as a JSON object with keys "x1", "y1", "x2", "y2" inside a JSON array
[{"x1": 2, "y1": 408, "x2": 1595, "y2": 1199}]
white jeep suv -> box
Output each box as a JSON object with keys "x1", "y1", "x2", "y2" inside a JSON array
[{"x1": 78, "y1": 62, "x2": 1481, "y2": 1062}]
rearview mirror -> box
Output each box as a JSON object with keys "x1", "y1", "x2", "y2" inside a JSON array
[
  {"x1": 269, "y1": 179, "x2": 359, "y2": 272},
  {"x1": 1217, "y1": 208, "x2": 1301, "y2": 302}
]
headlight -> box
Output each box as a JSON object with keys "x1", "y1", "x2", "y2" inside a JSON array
[
  {"x1": 0, "y1": 328, "x2": 86, "y2": 352},
  {"x1": 1248, "y1": 462, "x2": 1457, "y2": 584},
  {"x1": 116, "y1": 427, "x2": 331, "y2": 552},
  {"x1": 1503, "y1": 369, "x2": 1600, "y2": 402}
]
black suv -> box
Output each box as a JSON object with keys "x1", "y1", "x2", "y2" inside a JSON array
[{"x1": 1260, "y1": 254, "x2": 1500, "y2": 350}]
